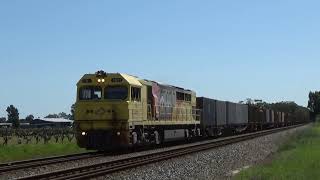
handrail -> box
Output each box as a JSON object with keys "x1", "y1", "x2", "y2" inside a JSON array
[{"x1": 129, "y1": 105, "x2": 201, "y2": 121}]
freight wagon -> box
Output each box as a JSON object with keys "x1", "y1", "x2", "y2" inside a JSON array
[{"x1": 197, "y1": 97, "x2": 248, "y2": 137}]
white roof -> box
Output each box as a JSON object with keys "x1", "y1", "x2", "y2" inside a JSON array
[
  {"x1": 0, "y1": 123, "x2": 12, "y2": 126},
  {"x1": 40, "y1": 118, "x2": 73, "y2": 123}
]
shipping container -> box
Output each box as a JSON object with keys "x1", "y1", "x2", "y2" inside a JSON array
[
  {"x1": 227, "y1": 102, "x2": 248, "y2": 125},
  {"x1": 261, "y1": 109, "x2": 267, "y2": 124},
  {"x1": 196, "y1": 97, "x2": 227, "y2": 127},
  {"x1": 276, "y1": 111, "x2": 281, "y2": 124},
  {"x1": 266, "y1": 109, "x2": 270, "y2": 123},
  {"x1": 279, "y1": 112, "x2": 282, "y2": 123},
  {"x1": 216, "y1": 100, "x2": 227, "y2": 126},
  {"x1": 270, "y1": 110, "x2": 274, "y2": 123},
  {"x1": 235, "y1": 104, "x2": 248, "y2": 125},
  {"x1": 273, "y1": 111, "x2": 277, "y2": 124},
  {"x1": 197, "y1": 97, "x2": 216, "y2": 127},
  {"x1": 248, "y1": 106, "x2": 257, "y2": 124},
  {"x1": 227, "y1": 102, "x2": 237, "y2": 125}
]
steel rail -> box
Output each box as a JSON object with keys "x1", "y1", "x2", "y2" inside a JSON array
[{"x1": 0, "y1": 152, "x2": 101, "y2": 173}]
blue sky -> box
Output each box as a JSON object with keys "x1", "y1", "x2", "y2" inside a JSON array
[{"x1": 0, "y1": 1, "x2": 319, "y2": 118}]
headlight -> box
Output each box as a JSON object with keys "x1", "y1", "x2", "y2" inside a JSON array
[
  {"x1": 97, "y1": 79, "x2": 101, "y2": 83},
  {"x1": 81, "y1": 132, "x2": 86, "y2": 136},
  {"x1": 117, "y1": 132, "x2": 121, "y2": 136},
  {"x1": 101, "y1": 79, "x2": 105, "y2": 82}
]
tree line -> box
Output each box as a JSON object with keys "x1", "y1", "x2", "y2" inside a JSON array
[
  {"x1": 239, "y1": 91, "x2": 320, "y2": 121},
  {"x1": 308, "y1": 91, "x2": 320, "y2": 120},
  {"x1": 0, "y1": 104, "x2": 75, "y2": 128}
]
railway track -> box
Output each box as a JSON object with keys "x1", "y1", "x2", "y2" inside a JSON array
[
  {"x1": 18, "y1": 124, "x2": 306, "y2": 180},
  {"x1": 0, "y1": 151, "x2": 102, "y2": 173}
]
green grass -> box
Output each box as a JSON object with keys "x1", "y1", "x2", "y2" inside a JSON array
[
  {"x1": 236, "y1": 120, "x2": 320, "y2": 180},
  {"x1": 0, "y1": 140, "x2": 88, "y2": 163}
]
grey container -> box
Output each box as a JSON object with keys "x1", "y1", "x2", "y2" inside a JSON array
[
  {"x1": 266, "y1": 109, "x2": 270, "y2": 123},
  {"x1": 243, "y1": 105, "x2": 249, "y2": 124},
  {"x1": 270, "y1": 110, "x2": 274, "y2": 123},
  {"x1": 227, "y1": 102, "x2": 248, "y2": 125},
  {"x1": 216, "y1": 100, "x2": 227, "y2": 126},
  {"x1": 236, "y1": 104, "x2": 248, "y2": 125},
  {"x1": 227, "y1": 102, "x2": 236, "y2": 125},
  {"x1": 197, "y1": 97, "x2": 216, "y2": 127},
  {"x1": 196, "y1": 97, "x2": 227, "y2": 127}
]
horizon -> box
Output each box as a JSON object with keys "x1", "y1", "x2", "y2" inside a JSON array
[{"x1": 1, "y1": 1, "x2": 320, "y2": 118}]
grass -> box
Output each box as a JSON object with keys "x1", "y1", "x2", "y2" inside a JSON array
[
  {"x1": 236, "y1": 120, "x2": 320, "y2": 180},
  {"x1": 0, "y1": 139, "x2": 88, "y2": 163}
]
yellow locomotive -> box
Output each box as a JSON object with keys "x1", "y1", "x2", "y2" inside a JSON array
[{"x1": 75, "y1": 71, "x2": 201, "y2": 150}]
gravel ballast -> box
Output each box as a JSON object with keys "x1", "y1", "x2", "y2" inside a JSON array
[
  {"x1": 100, "y1": 125, "x2": 311, "y2": 180},
  {"x1": 0, "y1": 125, "x2": 310, "y2": 180}
]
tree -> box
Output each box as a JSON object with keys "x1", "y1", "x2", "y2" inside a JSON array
[
  {"x1": 45, "y1": 112, "x2": 72, "y2": 119},
  {"x1": 308, "y1": 91, "x2": 320, "y2": 114},
  {"x1": 58, "y1": 112, "x2": 70, "y2": 119},
  {"x1": 269, "y1": 101, "x2": 299, "y2": 113},
  {"x1": 25, "y1": 115, "x2": 34, "y2": 122},
  {"x1": 6, "y1": 105, "x2": 20, "y2": 128},
  {"x1": 244, "y1": 98, "x2": 309, "y2": 117},
  {"x1": 70, "y1": 104, "x2": 75, "y2": 120},
  {"x1": 245, "y1": 98, "x2": 255, "y2": 105},
  {"x1": 45, "y1": 114, "x2": 59, "y2": 118},
  {"x1": 0, "y1": 117, "x2": 6, "y2": 123}
]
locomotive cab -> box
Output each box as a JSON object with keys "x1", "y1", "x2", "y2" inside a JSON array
[{"x1": 75, "y1": 71, "x2": 146, "y2": 150}]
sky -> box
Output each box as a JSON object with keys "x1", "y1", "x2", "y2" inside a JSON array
[{"x1": 0, "y1": 0, "x2": 320, "y2": 118}]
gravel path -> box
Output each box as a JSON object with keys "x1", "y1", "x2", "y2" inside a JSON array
[{"x1": 0, "y1": 125, "x2": 310, "y2": 180}]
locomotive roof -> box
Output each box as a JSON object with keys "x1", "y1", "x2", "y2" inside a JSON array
[
  {"x1": 81, "y1": 71, "x2": 193, "y2": 92},
  {"x1": 80, "y1": 73, "x2": 142, "y2": 87},
  {"x1": 140, "y1": 79, "x2": 194, "y2": 93},
  {"x1": 120, "y1": 73, "x2": 143, "y2": 87}
]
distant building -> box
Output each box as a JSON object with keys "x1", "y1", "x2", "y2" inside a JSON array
[
  {"x1": 20, "y1": 123, "x2": 31, "y2": 128},
  {"x1": 30, "y1": 118, "x2": 73, "y2": 128},
  {"x1": 0, "y1": 123, "x2": 12, "y2": 128}
]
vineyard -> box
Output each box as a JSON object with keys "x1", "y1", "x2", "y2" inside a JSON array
[{"x1": 0, "y1": 128, "x2": 75, "y2": 145}]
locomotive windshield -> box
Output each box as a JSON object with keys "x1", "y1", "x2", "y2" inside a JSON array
[
  {"x1": 105, "y1": 86, "x2": 128, "y2": 100},
  {"x1": 79, "y1": 86, "x2": 102, "y2": 100}
]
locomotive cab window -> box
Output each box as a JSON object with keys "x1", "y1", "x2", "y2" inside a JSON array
[
  {"x1": 185, "y1": 94, "x2": 191, "y2": 102},
  {"x1": 79, "y1": 86, "x2": 102, "y2": 100},
  {"x1": 105, "y1": 86, "x2": 128, "y2": 100},
  {"x1": 131, "y1": 87, "x2": 141, "y2": 102},
  {"x1": 176, "y1": 92, "x2": 191, "y2": 102},
  {"x1": 177, "y1": 92, "x2": 185, "y2": 101}
]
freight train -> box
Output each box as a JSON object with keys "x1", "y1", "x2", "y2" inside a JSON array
[{"x1": 74, "y1": 71, "x2": 309, "y2": 150}]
